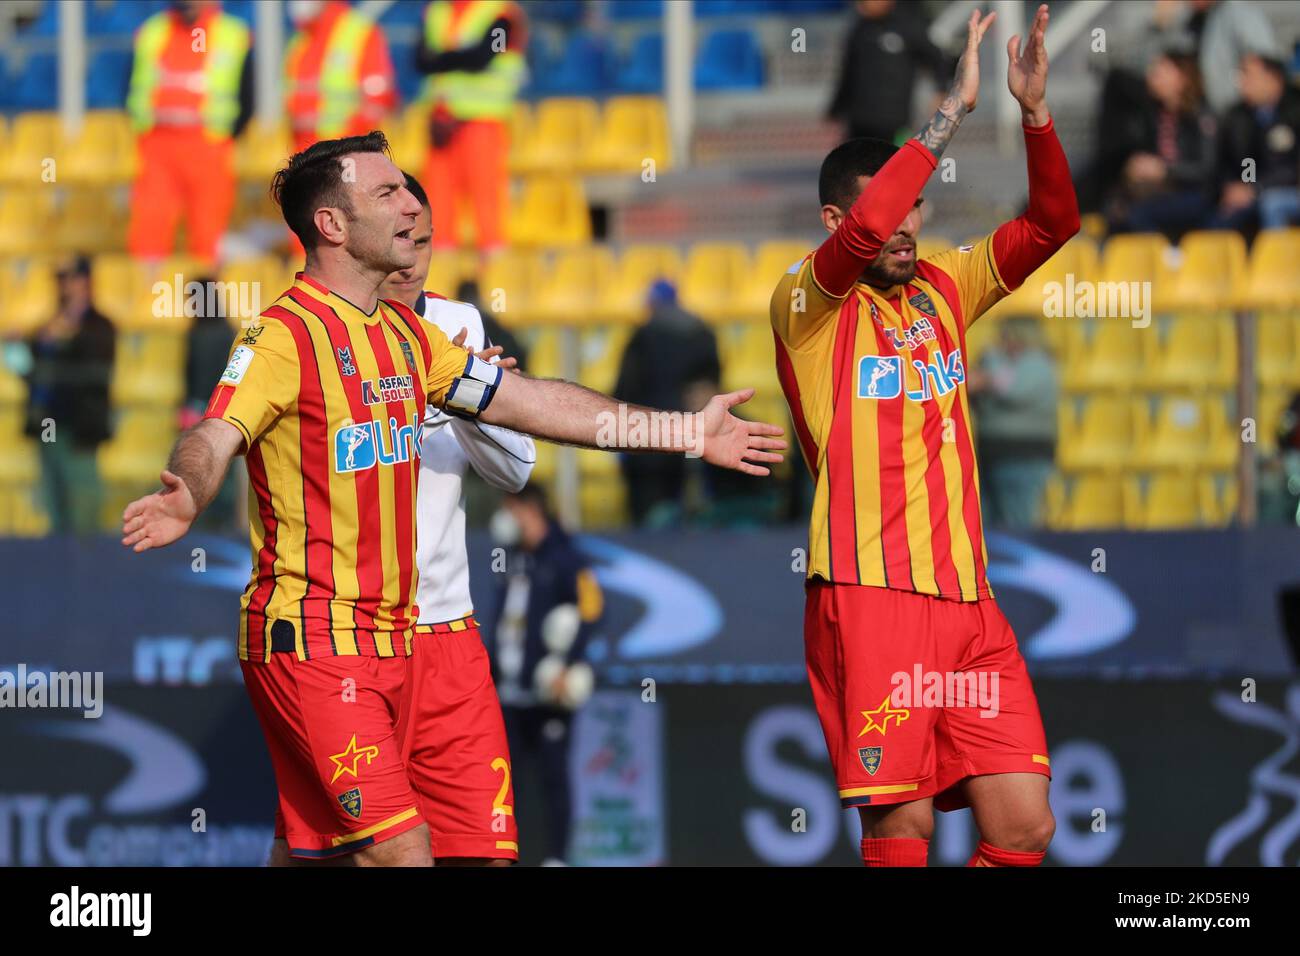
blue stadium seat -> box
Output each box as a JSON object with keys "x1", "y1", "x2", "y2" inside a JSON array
[
  {"x1": 390, "y1": 38, "x2": 424, "y2": 103},
  {"x1": 616, "y1": 31, "x2": 663, "y2": 94},
  {"x1": 608, "y1": 0, "x2": 662, "y2": 20},
  {"x1": 533, "y1": 32, "x2": 612, "y2": 96},
  {"x1": 86, "y1": 49, "x2": 133, "y2": 109},
  {"x1": 19, "y1": 2, "x2": 60, "y2": 36},
  {"x1": 12, "y1": 53, "x2": 59, "y2": 111},
  {"x1": 531, "y1": 0, "x2": 586, "y2": 22},
  {"x1": 694, "y1": 29, "x2": 763, "y2": 91},
  {"x1": 87, "y1": 0, "x2": 164, "y2": 35}
]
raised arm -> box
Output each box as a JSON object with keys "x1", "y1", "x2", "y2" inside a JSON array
[
  {"x1": 120, "y1": 418, "x2": 243, "y2": 552},
  {"x1": 812, "y1": 9, "x2": 996, "y2": 298},
  {"x1": 478, "y1": 373, "x2": 786, "y2": 478},
  {"x1": 989, "y1": 3, "x2": 1080, "y2": 289}
]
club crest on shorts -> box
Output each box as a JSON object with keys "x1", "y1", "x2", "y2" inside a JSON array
[
  {"x1": 859, "y1": 746, "x2": 883, "y2": 776},
  {"x1": 337, "y1": 787, "x2": 363, "y2": 819}
]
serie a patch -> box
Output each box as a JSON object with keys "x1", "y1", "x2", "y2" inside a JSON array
[{"x1": 337, "y1": 787, "x2": 363, "y2": 819}]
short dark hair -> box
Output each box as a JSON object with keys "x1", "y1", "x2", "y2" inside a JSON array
[
  {"x1": 403, "y1": 171, "x2": 429, "y2": 210},
  {"x1": 506, "y1": 482, "x2": 550, "y2": 515},
  {"x1": 818, "y1": 137, "x2": 900, "y2": 210},
  {"x1": 271, "y1": 131, "x2": 391, "y2": 249}
]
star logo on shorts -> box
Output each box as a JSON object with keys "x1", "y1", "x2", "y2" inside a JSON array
[
  {"x1": 858, "y1": 695, "x2": 910, "y2": 737},
  {"x1": 328, "y1": 734, "x2": 380, "y2": 784}
]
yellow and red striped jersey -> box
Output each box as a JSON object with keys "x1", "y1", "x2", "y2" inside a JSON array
[
  {"x1": 205, "y1": 273, "x2": 469, "y2": 661},
  {"x1": 771, "y1": 234, "x2": 1010, "y2": 602}
]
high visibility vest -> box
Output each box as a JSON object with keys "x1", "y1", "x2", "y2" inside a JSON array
[
  {"x1": 420, "y1": 0, "x2": 524, "y2": 121},
  {"x1": 127, "y1": 10, "x2": 249, "y2": 138},
  {"x1": 284, "y1": 6, "x2": 377, "y2": 139}
]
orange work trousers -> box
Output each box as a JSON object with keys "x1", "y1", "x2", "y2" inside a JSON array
[
  {"x1": 422, "y1": 118, "x2": 508, "y2": 252},
  {"x1": 127, "y1": 127, "x2": 236, "y2": 262}
]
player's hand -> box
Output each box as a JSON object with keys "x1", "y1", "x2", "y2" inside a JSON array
[
  {"x1": 121, "y1": 470, "x2": 198, "y2": 553},
  {"x1": 1008, "y1": 3, "x2": 1050, "y2": 121},
  {"x1": 951, "y1": 8, "x2": 997, "y2": 113},
  {"x1": 452, "y1": 326, "x2": 518, "y2": 372},
  {"x1": 697, "y1": 389, "x2": 787, "y2": 477}
]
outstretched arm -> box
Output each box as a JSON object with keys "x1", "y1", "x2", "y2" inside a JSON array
[
  {"x1": 478, "y1": 373, "x2": 786, "y2": 477},
  {"x1": 120, "y1": 419, "x2": 243, "y2": 552},
  {"x1": 812, "y1": 9, "x2": 996, "y2": 298}
]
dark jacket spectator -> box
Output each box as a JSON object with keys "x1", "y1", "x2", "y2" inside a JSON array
[
  {"x1": 1214, "y1": 54, "x2": 1300, "y2": 231},
  {"x1": 828, "y1": 0, "x2": 951, "y2": 143}
]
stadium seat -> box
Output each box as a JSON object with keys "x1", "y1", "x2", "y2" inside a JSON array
[
  {"x1": 1095, "y1": 232, "x2": 1173, "y2": 317},
  {"x1": 579, "y1": 477, "x2": 628, "y2": 528},
  {"x1": 478, "y1": 248, "x2": 546, "y2": 325},
  {"x1": 386, "y1": 104, "x2": 431, "y2": 176},
  {"x1": 608, "y1": 0, "x2": 663, "y2": 19},
  {"x1": 578, "y1": 324, "x2": 635, "y2": 394},
  {"x1": 110, "y1": 328, "x2": 186, "y2": 407},
  {"x1": 680, "y1": 242, "x2": 751, "y2": 322},
  {"x1": 1255, "y1": 313, "x2": 1298, "y2": 388},
  {"x1": 988, "y1": 237, "x2": 1098, "y2": 322},
  {"x1": 734, "y1": 240, "x2": 815, "y2": 320},
  {"x1": 1146, "y1": 314, "x2": 1237, "y2": 390},
  {"x1": 1255, "y1": 388, "x2": 1294, "y2": 453},
  {"x1": 535, "y1": 33, "x2": 613, "y2": 97},
  {"x1": 1162, "y1": 230, "x2": 1247, "y2": 313},
  {"x1": 1061, "y1": 319, "x2": 1151, "y2": 392},
  {"x1": 1199, "y1": 472, "x2": 1238, "y2": 526},
  {"x1": 718, "y1": 320, "x2": 780, "y2": 397},
  {"x1": 0, "y1": 111, "x2": 60, "y2": 185},
  {"x1": 694, "y1": 30, "x2": 764, "y2": 91},
  {"x1": 1240, "y1": 228, "x2": 1300, "y2": 309},
  {"x1": 507, "y1": 176, "x2": 591, "y2": 247},
  {"x1": 616, "y1": 32, "x2": 664, "y2": 94},
  {"x1": 0, "y1": 190, "x2": 56, "y2": 257},
  {"x1": 1057, "y1": 395, "x2": 1136, "y2": 473},
  {"x1": 581, "y1": 97, "x2": 673, "y2": 174},
  {"x1": 1135, "y1": 395, "x2": 1238, "y2": 470},
  {"x1": 1051, "y1": 473, "x2": 1126, "y2": 530},
  {"x1": 0, "y1": 261, "x2": 57, "y2": 338},
  {"x1": 0, "y1": 439, "x2": 40, "y2": 486},
  {"x1": 594, "y1": 244, "x2": 683, "y2": 324},
  {"x1": 56, "y1": 187, "x2": 129, "y2": 253},
  {"x1": 87, "y1": 1, "x2": 163, "y2": 35},
  {"x1": 12, "y1": 53, "x2": 58, "y2": 111},
  {"x1": 530, "y1": 247, "x2": 615, "y2": 325},
  {"x1": 235, "y1": 119, "x2": 291, "y2": 184},
  {"x1": 57, "y1": 111, "x2": 136, "y2": 186},
  {"x1": 505, "y1": 101, "x2": 534, "y2": 173},
  {"x1": 1128, "y1": 472, "x2": 1202, "y2": 529},
  {"x1": 513, "y1": 97, "x2": 600, "y2": 173}
]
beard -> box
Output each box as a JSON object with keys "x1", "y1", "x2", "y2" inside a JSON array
[{"x1": 861, "y1": 256, "x2": 916, "y2": 288}]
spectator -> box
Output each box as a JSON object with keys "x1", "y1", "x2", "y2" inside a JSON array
[
  {"x1": 1214, "y1": 53, "x2": 1300, "y2": 232},
  {"x1": 967, "y1": 318, "x2": 1058, "y2": 530},
  {"x1": 23, "y1": 257, "x2": 115, "y2": 535},
  {"x1": 486, "y1": 483, "x2": 602, "y2": 866},
  {"x1": 1105, "y1": 47, "x2": 1218, "y2": 242},
  {"x1": 613, "y1": 280, "x2": 720, "y2": 527},
  {"x1": 828, "y1": 0, "x2": 951, "y2": 143},
  {"x1": 1180, "y1": 0, "x2": 1277, "y2": 116}
]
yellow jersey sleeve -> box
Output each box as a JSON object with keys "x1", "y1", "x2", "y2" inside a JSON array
[
  {"x1": 770, "y1": 254, "x2": 845, "y2": 351},
  {"x1": 922, "y1": 232, "x2": 1012, "y2": 328},
  {"x1": 204, "y1": 319, "x2": 300, "y2": 448}
]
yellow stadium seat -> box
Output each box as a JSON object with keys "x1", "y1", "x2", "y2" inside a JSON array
[
  {"x1": 507, "y1": 176, "x2": 591, "y2": 247},
  {"x1": 57, "y1": 111, "x2": 135, "y2": 186},
  {"x1": 0, "y1": 261, "x2": 58, "y2": 337},
  {"x1": 718, "y1": 320, "x2": 778, "y2": 397},
  {"x1": 1239, "y1": 228, "x2": 1300, "y2": 309},
  {"x1": 386, "y1": 103, "x2": 431, "y2": 175},
  {"x1": 734, "y1": 240, "x2": 815, "y2": 320},
  {"x1": 1061, "y1": 319, "x2": 1152, "y2": 391},
  {"x1": 0, "y1": 190, "x2": 56, "y2": 257},
  {"x1": 1136, "y1": 395, "x2": 1238, "y2": 470},
  {"x1": 1199, "y1": 472, "x2": 1237, "y2": 526},
  {"x1": 0, "y1": 438, "x2": 40, "y2": 485},
  {"x1": 1079, "y1": 211, "x2": 1107, "y2": 244},
  {"x1": 513, "y1": 97, "x2": 599, "y2": 174},
  {"x1": 1256, "y1": 313, "x2": 1298, "y2": 388},
  {"x1": 478, "y1": 248, "x2": 546, "y2": 326},
  {"x1": 582, "y1": 97, "x2": 672, "y2": 174},
  {"x1": 0, "y1": 482, "x2": 51, "y2": 537},
  {"x1": 577, "y1": 323, "x2": 633, "y2": 394},
  {"x1": 531, "y1": 437, "x2": 557, "y2": 484},
  {"x1": 1255, "y1": 388, "x2": 1293, "y2": 453},
  {"x1": 0, "y1": 112, "x2": 59, "y2": 185},
  {"x1": 579, "y1": 477, "x2": 628, "y2": 528},
  {"x1": 1057, "y1": 395, "x2": 1137, "y2": 472},
  {"x1": 235, "y1": 119, "x2": 292, "y2": 184},
  {"x1": 1052, "y1": 473, "x2": 1125, "y2": 530},
  {"x1": 424, "y1": 251, "x2": 467, "y2": 300},
  {"x1": 680, "y1": 242, "x2": 751, "y2": 323},
  {"x1": 1094, "y1": 232, "x2": 1173, "y2": 318},
  {"x1": 594, "y1": 244, "x2": 683, "y2": 324},
  {"x1": 1129, "y1": 471, "x2": 1201, "y2": 529},
  {"x1": 530, "y1": 246, "x2": 615, "y2": 325},
  {"x1": 578, "y1": 446, "x2": 619, "y2": 478},
  {"x1": 989, "y1": 237, "x2": 1098, "y2": 321},
  {"x1": 99, "y1": 409, "x2": 178, "y2": 487},
  {"x1": 1162, "y1": 230, "x2": 1247, "y2": 312},
  {"x1": 505, "y1": 101, "x2": 533, "y2": 174},
  {"x1": 110, "y1": 331, "x2": 185, "y2": 408},
  {"x1": 1147, "y1": 314, "x2": 1237, "y2": 390},
  {"x1": 55, "y1": 187, "x2": 127, "y2": 255}
]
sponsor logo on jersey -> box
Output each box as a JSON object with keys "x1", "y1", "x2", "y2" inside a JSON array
[
  {"x1": 361, "y1": 374, "x2": 416, "y2": 406},
  {"x1": 857, "y1": 356, "x2": 901, "y2": 399},
  {"x1": 334, "y1": 415, "x2": 423, "y2": 473},
  {"x1": 883, "y1": 316, "x2": 938, "y2": 351},
  {"x1": 219, "y1": 346, "x2": 254, "y2": 385}
]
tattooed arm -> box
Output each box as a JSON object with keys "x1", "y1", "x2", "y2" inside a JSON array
[{"x1": 913, "y1": 9, "x2": 996, "y2": 157}]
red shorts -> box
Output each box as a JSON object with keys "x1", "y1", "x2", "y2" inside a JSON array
[
  {"x1": 804, "y1": 580, "x2": 1050, "y2": 812},
  {"x1": 398, "y1": 617, "x2": 519, "y2": 861},
  {"x1": 242, "y1": 654, "x2": 424, "y2": 860}
]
